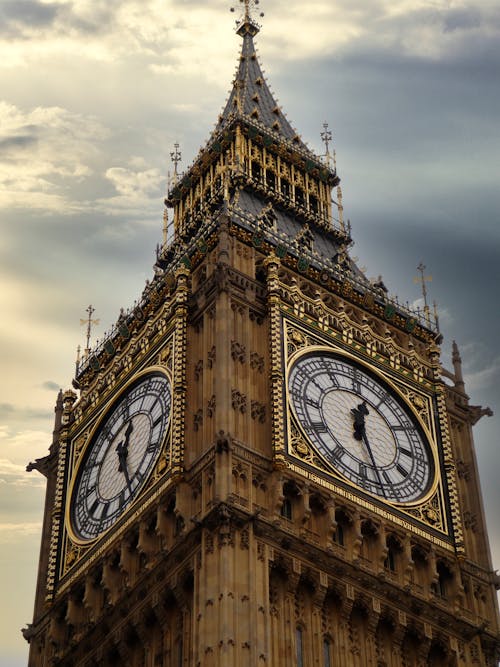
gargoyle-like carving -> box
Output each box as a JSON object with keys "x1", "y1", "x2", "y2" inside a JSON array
[
  {"x1": 216, "y1": 430, "x2": 231, "y2": 453},
  {"x1": 251, "y1": 401, "x2": 266, "y2": 423},
  {"x1": 231, "y1": 389, "x2": 247, "y2": 414},
  {"x1": 207, "y1": 395, "x2": 216, "y2": 418},
  {"x1": 250, "y1": 352, "x2": 264, "y2": 373},
  {"x1": 231, "y1": 340, "x2": 246, "y2": 364},
  {"x1": 194, "y1": 360, "x2": 203, "y2": 381},
  {"x1": 468, "y1": 405, "x2": 493, "y2": 425}
]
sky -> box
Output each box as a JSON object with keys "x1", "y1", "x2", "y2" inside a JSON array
[{"x1": 0, "y1": 0, "x2": 499, "y2": 664}]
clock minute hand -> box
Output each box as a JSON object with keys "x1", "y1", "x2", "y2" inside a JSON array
[
  {"x1": 116, "y1": 421, "x2": 134, "y2": 494},
  {"x1": 351, "y1": 401, "x2": 387, "y2": 499}
]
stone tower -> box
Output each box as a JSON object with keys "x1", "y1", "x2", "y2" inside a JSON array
[{"x1": 24, "y1": 5, "x2": 500, "y2": 666}]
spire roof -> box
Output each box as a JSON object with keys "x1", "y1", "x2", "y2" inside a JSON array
[{"x1": 215, "y1": 22, "x2": 315, "y2": 157}]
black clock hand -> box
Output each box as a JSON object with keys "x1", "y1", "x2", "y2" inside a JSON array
[
  {"x1": 116, "y1": 420, "x2": 134, "y2": 494},
  {"x1": 351, "y1": 402, "x2": 387, "y2": 499},
  {"x1": 361, "y1": 430, "x2": 387, "y2": 499}
]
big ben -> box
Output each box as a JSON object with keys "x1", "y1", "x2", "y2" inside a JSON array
[{"x1": 24, "y1": 2, "x2": 500, "y2": 665}]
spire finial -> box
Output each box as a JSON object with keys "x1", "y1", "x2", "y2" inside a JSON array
[
  {"x1": 170, "y1": 143, "x2": 181, "y2": 185},
  {"x1": 321, "y1": 122, "x2": 333, "y2": 167},
  {"x1": 80, "y1": 305, "x2": 100, "y2": 355},
  {"x1": 413, "y1": 262, "x2": 433, "y2": 327},
  {"x1": 231, "y1": 0, "x2": 264, "y2": 37}
]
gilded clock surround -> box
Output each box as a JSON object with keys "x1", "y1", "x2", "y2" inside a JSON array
[
  {"x1": 66, "y1": 366, "x2": 173, "y2": 545},
  {"x1": 58, "y1": 308, "x2": 186, "y2": 590},
  {"x1": 281, "y1": 317, "x2": 449, "y2": 539},
  {"x1": 286, "y1": 346, "x2": 437, "y2": 504}
]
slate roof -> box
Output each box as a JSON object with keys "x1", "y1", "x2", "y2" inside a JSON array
[
  {"x1": 215, "y1": 23, "x2": 316, "y2": 159},
  {"x1": 230, "y1": 188, "x2": 367, "y2": 283}
]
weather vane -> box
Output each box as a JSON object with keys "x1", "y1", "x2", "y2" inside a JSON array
[
  {"x1": 321, "y1": 122, "x2": 333, "y2": 167},
  {"x1": 414, "y1": 262, "x2": 433, "y2": 326},
  {"x1": 80, "y1": 304, "x2": 100, "y2": 354},
  {"x1": 170, "y1": 143, "x2": 181, "y2": 184}
]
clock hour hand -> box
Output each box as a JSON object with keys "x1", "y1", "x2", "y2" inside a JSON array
[
  {"x1": 116, "y1": 420, "x2": 134, "y2": 494},
  {"x1": 351, "y1": 401, "x2": 387, "y2": 499}
]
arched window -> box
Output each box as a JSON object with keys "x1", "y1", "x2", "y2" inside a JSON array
[
  {"x1": 280, "y1": 498, "x2": 292, "y2": 520},
  {"x1": 281, "y1": 179, "x2": 290, "y2": 197},
  {"x1": 385, "y1": 534, "x2": 402, "y2": 573},
  {"x1": 323, "y1": 637, "x2": 332, "y2": 667},
  {"x1": 435, "y1": 560, "x2": 453, "y2": 598},
  {"x1": 335, "y1": 522, "x2": 344, "y2": 546},
  {"x1": 176, "y1": 637, "x2": 183, "y2": 667},
  {"x1": 296, "y1": 626, "x2": 304, "y2": 667}
]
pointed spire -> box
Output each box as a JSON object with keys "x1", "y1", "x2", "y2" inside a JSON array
[{"x1": 218, "y1": 2, "x2": 314, "y2": 156}]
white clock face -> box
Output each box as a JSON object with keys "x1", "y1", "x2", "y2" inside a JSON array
[
  {"x1": 288, "y1": 352, "x2": 433, "y2": 503},
  {"x1": 70, "y1": 372, "x2": 171, "y2": 541}
]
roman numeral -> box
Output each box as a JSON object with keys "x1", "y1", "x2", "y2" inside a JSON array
[
  {"x1": 307, "y1": 421, "x2": 328, "y2": 433},
  {"x1": 352, "y1": 369, "x2": 361, "y2": 394},
  {"x1": 396, "y1": 464, "x2": 409, "y2": 478},
  {"x1": 399, "y1": 447, "x2": 413, "y2": 458},
  {"x1": 152, "y1": 415, "x2": 163, "y2": 428},
  {"x1": 147, "y1": 441, "x2": 158, "y2": 453},
  {"x1": 331, "y1": 445, "x2": 344, "y2": 460},
  {"x1": 89, "y1": 498, "x2": 100, "y2": 517}
]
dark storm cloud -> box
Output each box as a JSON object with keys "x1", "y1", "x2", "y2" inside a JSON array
[
  {"x1": 0, "y1": 0, "x2": 116, "y2": 39},
  {"x1": 0, "y1": 403, "x2": 15, "y2": 418},
  {"x1": 0, "y1": 1, "x2": 60, "y2": 36},
  {"x1": 443, "y1": 7, "x2": 482, "y2": 33},
  {"x1": 0, "y1": 135, "x2": 38, "y2": 151},
  {"x1": 41, "y1": 381, "x2": 60, "y2": 392}
]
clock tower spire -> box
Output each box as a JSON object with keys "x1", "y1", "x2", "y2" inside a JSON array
[{"x1": 25, "y1": 6, "x2": 500, "y2": 667}]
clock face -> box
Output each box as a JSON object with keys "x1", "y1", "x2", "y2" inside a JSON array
[
  {"x1": 288, "y1": 352, "x2": 434, "y2": 503},
  {"x1": 70, "y1": 372, "x2": 172, "y2": 541}
]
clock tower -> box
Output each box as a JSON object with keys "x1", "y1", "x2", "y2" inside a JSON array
[{"x1": 25, "y1": 4, "x2": 500, "y2": 666}]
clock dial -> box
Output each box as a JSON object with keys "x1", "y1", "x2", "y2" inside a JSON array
[
  {"x1": 288, "y1": 352, "x2": 433, "y2": 503},
  {"x1": 70, "y1": 372, "x2": 171, "y2": 541}
]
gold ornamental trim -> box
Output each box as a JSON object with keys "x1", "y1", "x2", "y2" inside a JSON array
[{"x1": 280, "y1": 316, "x2": 450, "y2": 537}]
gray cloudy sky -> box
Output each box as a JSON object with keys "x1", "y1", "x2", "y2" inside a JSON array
[{"x1": 1, "y1": 1, "x2": 499, "y2": 664}]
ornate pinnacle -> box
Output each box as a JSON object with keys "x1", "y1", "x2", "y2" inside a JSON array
[
  {"x1": 231, "y1": 0, "x2": 264, "y2": 37},
  {"x1": 413, "y1": 262, "x2": 433, "y2": 327},
  {"x1": 170, "y1": 143, "x2": 181, "y2": 184},
  {"x1": 321, "y1": 122, "x2": 333, "y2": 167},
  {"x1": 80, "y1": 305, "x2": 100, "y2": 354}
]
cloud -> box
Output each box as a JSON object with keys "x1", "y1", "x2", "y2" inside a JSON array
[
  {"x1": 0, "y1": 1, "x2": 60, "y2": 37},
  {"x1": 0, "y1": 521, "x2": 42, "y2": 543},
  {"x1": 443, "y1": 7, "x2": 482, "y2": 32},
  {"x1": 41, "y1": 381, "x2": 60, "y2": 392},
  {"x1": 93, "y1": 162, "x2": 163, "y2": 217},
  {"x1": 0, "y1": 102, "x2": 107, "y2": 212}
]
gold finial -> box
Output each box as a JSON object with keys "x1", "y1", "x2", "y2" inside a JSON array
[
  {"x1": 170, "y1": 143, "x2": 181, "y2": 185},
  {"x1": 231, "y1": 0, "x2": 264, "y2": 36},
  {"x1": 234, "y1": 77, "x2": 244, "y2": 114},
  {"x1": 413, "y1": 262, "x2": 433, "y2": 327},
  {"x1": 336, "y1": 185, "x2": 345, "y2": 233},
  {"x1": 80, "y1": 305, "x2": 100, "y2": 355},
  {"x1": 321, "y1": 122, "x2": 333, "y2": 167}
]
